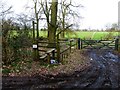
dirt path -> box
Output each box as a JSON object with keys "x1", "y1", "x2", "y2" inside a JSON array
[
  {"x1": 87, "y1": 49, "x2": 120, "y2": 88},
  {"x1": 2, "y1": 49, "x2": 120, "y2": 89}
]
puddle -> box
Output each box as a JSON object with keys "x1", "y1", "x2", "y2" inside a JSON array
[{"x1": 105, "y1": 52, "x2": 118, "y2": 59}]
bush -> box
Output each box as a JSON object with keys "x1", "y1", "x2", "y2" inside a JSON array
[
  {"x1": 11, "y1": 32, "x2": 32, "y2": 56},
  {"x1": 2, "y1": 30, "x2": 33, "y2": 65}
]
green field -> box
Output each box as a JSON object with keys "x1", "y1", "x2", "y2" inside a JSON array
[
  {"x1": 38, "y1": 31, "x2": 119, "y2": 40},
  {"x1": 8, "y1": 30, "x2": 119, "y2": 40}
]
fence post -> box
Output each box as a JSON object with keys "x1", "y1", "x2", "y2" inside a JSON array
[
  {"x1": 78, "y1": 38, "x2": 80, "y2": 49},
  {"x1": 70, "y1": 40, "x2": 72, "y2": 52},
  {"x1": 57, "y1": 35, "x2": 60, "y2": 63},
  {"x1": 32, "y1": 21, "x2": 39, "y2": 61},
  {"x1": 46, "y1": 53, "x2": 50, "y2": 64},
  {"x1": 76, "y1": 39, "x2": 78, "y2": 49},
  {"x1": 52, "y1": 49, "x2": 55, "y2": 60},
  {"x1": 32, "y1": 21, "x2": 36, "y2": 60},
  {"x1": 115, "y1": 38, "x2": 119, "y2": 51},
  {"x1": 80, "y1": 39, "x2": 83, "y2": 49}
]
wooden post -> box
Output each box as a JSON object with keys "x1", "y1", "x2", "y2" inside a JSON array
[
  {"x1": 78, "y1": 38, "x2": 80, "y2": 49},
  {"x1": 76, "y1": 39, "x2": 78, "y2": 49},
  {"x1": 115, "y1": 38, "x2": 119, "y2": 51},
  {"x1": 57, "y1": 35, "x2": 60, "y2": 63},
  {"x1": 36, "y1": 14, "x2": 39, "y2": 60},
  {"x1": 70, "y1": 40, "x2": 72, "y2": 52},
  {"x1": 32, "y1": 21, "x2": 35, "y2": 41},
  {"x1": 47, "y1": 53, "x2": 50, "y2": 64},
  {"x1": 36, "y1": 13, "x2": 39, "y2": 39},
  {"x1": 32, "y1": 21, "x2": 37, "y2": 60},
  {"x1": 32, "y1": 21, "x2": 39, "y2": 61},
  {"x1": 52, "y1": 49, "x2": 55, "y2": 60},
  {"x1": 80, "y1": 39, "x2": 83, "y2": 49}
]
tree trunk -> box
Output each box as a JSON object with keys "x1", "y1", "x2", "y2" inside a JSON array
[
  {"x1": 61, "y1": 12, "x2": 65, "y2": 38},
  {"x1": 48, "y1": 0, "x2": 58, "y2": 48}
]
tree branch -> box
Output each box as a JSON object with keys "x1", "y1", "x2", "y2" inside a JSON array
[{"x1": 56, "y1": 24, "x2": 73, "y2": 36}]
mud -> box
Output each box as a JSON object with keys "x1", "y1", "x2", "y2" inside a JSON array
[{"x1": 2, "y1": 49, "x2": 120, "y2": 89}]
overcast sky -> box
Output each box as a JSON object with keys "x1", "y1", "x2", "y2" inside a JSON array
[{"x1": 3, "y1": 0, "x2": 120, "y2": 29}]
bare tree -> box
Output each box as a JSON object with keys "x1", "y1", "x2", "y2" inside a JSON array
[
  {"x1": 58, "y1": 0, "x2": 83, "y2": 38},
  {"x1": 40, "y1": 0, "x2": 58, "y2": 47},
  {"x1": 32, "y1": 0, "x2": 43, "y2": 38},
  {"x1": 49, "y1": 0, "x2": 58, "y2": 46},
  {"x1": 16, "y1": 13, "x2": 32, "y2": 30},
  {"x1": 28, "y1": 0, "x2": 82, "y2": 46},
  {"x1": 40, "y1": 0, "x2": 51, "y2": 38}
]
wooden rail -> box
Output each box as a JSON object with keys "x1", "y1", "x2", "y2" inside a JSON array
[
  {"x1": 39, "y1": 48, "x2": 55, "y2": 63},
  {"x1": 78, "y1": 38, "x2": 119, "y2": 50},
  {"x1": 35, "y1": 37, "x2": 119, "y2": 63},
  {"x1": 37, "y1": 38, "x2": 78, "y2": 63},
  {"x1": 57, "y1": 39, "x2": 78, "y2": 62}
]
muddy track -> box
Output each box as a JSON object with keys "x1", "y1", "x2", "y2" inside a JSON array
[
  {"x1": 2, "y1": 49, "x2": 120, "y2": 89},
  {"x1": 88, "y1": 49, "x2": 120, "y2": 88}
]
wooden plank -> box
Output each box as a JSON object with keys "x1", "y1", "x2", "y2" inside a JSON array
[
  {"x1": 38, "y1": 49, "x2": 47, "y2": 52},
  {"x1": 46, "y1": 48, "x2": 55, "y2": 53},
  {"x1": 38, "y1": 45, "x2": 48, "y2": 47},
  {"x1": 40, "y1": 54, "x2": 47, "y2": 60},
  {"x1": 38, "y1": 41, "x2": 48, "y2": 43}
]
